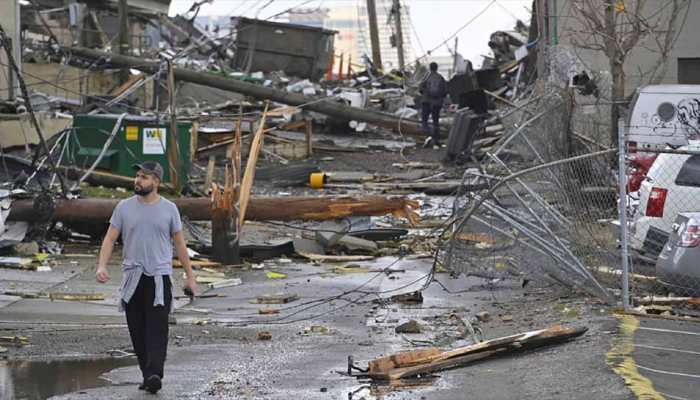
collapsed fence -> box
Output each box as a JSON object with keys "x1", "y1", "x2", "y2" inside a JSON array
[
  {"x1": 436, "y1": 83, "x2": 700, "y2": 316},
  {"x1": 435, "y1": 87, "x2": 624, "y2": 305}
]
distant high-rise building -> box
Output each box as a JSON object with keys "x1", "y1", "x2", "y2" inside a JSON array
[
  {"x1": 287, "y1": 8, "x2": 328, "y2": 29},
  {"x1": 286, "y1": 1, "x2": 414, "y2": 71}
]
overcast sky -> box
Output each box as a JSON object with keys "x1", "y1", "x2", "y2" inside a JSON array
[{"x1": 169, "y1": 0, "x2": 532, "y2": 67}]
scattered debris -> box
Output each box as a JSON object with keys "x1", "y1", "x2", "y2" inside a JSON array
[
  {"x1": 297, "y1": 253, "x2": 376, "y2": 263},
  {"x1": 209, "y1": 278, "x2": 243, "y2": 289},
  {"x1": 0, "y1": 257, "x2": 34, "y2": 270},
  {"x1": 257, "y1": 331, "x2": 272, "y2": 341},
  {"x1": 0, "y1": 336, "x2": 30, "y2": 346},
  {"x1": 255, "y1": 294, "x2": 300, "y2": 304},
  {"x1": 48, "y1": 292, "x2": 106, "y2": 301},
  {"x1": 302, "y1": 325, "x2": 332, "y2": 336},
  {"x1": 356, "y1": 325, "x2": 587, "y2": 380},
  {"x1": 475, "y1": 311, "x2": 491, "y2": 322},
  {"x1": 265, "y1": 271, "x2": 288, "y2": 279},
  {"x1": 386, "y1": 291, "x2": 424, "y2": 304},
  {"x1": 395, "y1": 320, "x2": 422, "y2": 334}
]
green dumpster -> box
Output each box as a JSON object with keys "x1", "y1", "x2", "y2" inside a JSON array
[{"x1": 68, "y1": 114, "x2": 192, "y2": 185}]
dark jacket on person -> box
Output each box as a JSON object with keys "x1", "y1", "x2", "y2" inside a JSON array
[{"x1": 420, "y1": 71, "x2": 447, "y2": 107}]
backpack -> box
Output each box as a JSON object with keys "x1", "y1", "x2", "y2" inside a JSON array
[{"x1": 426, "y1": 74, "x2": 445, "y2": 98}]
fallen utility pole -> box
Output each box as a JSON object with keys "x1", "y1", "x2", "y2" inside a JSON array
[
  {"x1": 64, "y1": 47, "x2": 425, "y2": 136},
  {"x1": 8, "y1": 196, "x2": 419, "y2": 224}
]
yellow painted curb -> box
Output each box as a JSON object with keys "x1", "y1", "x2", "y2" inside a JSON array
[{"x1": 606, "y1": 314, "x2": 665, "y2": 400}]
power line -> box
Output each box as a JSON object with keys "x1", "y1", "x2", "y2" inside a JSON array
[{"x1": 409, "y1": 0, "x2": 497, "y2": 66}]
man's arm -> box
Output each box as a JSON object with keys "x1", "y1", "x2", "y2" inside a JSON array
[
  {"x1": 173, "y1": 230, "x2": 198, "y2": 295},
  {"x1": 96, "y1": 225, "x2": 120, "y2": 283}
]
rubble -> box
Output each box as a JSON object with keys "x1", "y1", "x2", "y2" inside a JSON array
[
  {"x1": 355, "y1": 325, "x2": 587, "y2": 380},
  {"x1": 0, "y1": 3, "x2": 645, "y2": 399}
]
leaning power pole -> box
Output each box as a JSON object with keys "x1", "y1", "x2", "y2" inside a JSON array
[
  {"x1": 118, "y1": 0, "x2": 129, "y2": 83},
  {"x1": 366, "y1": 0, "x2": 383, "y2": 69},
  {"x1": 391, "y1": 0, "x2": 405, "y2": 70}
]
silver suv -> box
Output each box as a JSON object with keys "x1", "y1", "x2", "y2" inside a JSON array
[{"x1": 656, "y1": 211, "x2": 700, "y2": 295}]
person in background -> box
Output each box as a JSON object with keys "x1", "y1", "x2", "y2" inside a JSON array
[{"x1": 420, "y1": 62, "x2": 447, "y2": 148}]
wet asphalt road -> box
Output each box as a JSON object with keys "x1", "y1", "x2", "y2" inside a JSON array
[
  {"x1": 0, "y1": 252, "x2": 634, "y2": 399},
  {"x1": 633, "y1": 317, "x2": 700, "y2": 400}
]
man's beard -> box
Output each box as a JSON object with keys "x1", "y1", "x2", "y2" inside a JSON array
[{"x1": 134, "y1": 184, "x2": 154, "y2": 196}]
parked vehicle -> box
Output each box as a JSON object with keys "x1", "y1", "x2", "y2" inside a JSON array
[
  {"x1": 631, "y1": 144, "x2": 700, "y2": 259},
  {"x1": 625, "y1": 85, "x2": 700, "y2": 152},
  {"x1": 656, "y1": 211, "x2": 700, "y2": 295},
  {"x1": 627, "y1": 153, "x2": 657, "y2": 193}
]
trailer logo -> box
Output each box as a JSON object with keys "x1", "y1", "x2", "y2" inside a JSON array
[
  {"x1": 652, "y1": 98, "x2": 700, "y2": 140},
  {"x1": 676, "y1": 98, "x2": 700, "y2": 139}
]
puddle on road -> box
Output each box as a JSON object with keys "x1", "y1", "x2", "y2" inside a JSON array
[
  {"x1": 0, "y1": 357, "x2": 137, "y2": 400},
  {"x1": 347, "y1": 377, "x2": 438, "y2": 399}
]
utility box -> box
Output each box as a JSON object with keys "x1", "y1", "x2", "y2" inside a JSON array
[{"x1": 68, "y1": 114, "x2": 193, "y2": 185}]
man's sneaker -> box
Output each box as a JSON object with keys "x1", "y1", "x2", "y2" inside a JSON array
[
  {"x1": 422, "y1": 137, "x2": 434, "y2": 148},
  {"x1": 145, "y1": 375, "x2": 162, "y2": 394}
]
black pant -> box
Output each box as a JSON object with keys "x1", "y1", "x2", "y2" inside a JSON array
[
  {"x1": 124, "y1": 275, "x2": 172, "y2": 381},
  {"x1": 421, "y1": 102, "x2": 442, "y2": 143}
]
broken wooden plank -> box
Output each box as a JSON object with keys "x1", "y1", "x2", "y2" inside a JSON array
[
  {"x1": 173, "y1": 259, "x2": 223, "y2": 269},
  {"x1": 255, "y1": 293, "x2": 299, "y2": 304},
  {"x1": 194, "y1": 276, "x2": 226, "y2": 284},
  {"x1": 297, "y1": 252, "x2": 376, "y2": 263},
  {"x1": 48, "y1": 292, "x2": 106, "y2": 301},
  {"x1": 366, "y1": 325, "x2": 587, "y2": 380},
  {"x1": 368, "y1": 348, "x2": 442, "y2": 373},
  {"x1": 597, "y1": 266, "x2": 656, "y2": 282},
  {"x1": 240, "y1": 103, "x2": 268, "y2": 225},
  {"x1": 209, "y1": 278, "x2": 242, "y2": 289},
  {"x1": 0, "y1": 257, "x2": 34, "y2": 270},
  {"x1": 203, "y1": 155, "x2": 216, "y2": 194},
  {"x1": 0, "y1": 336, "x2": 29, "y2": 346},
  {"x1": 634, "y1": 296, "x2": 699, "y2": 306}
]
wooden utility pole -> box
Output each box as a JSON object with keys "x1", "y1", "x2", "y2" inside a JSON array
[
  {"x1": 166, "y1": 61, "x2": 181, "y2": 191},
  {"x1": 392, "y1": 0, "x2": 405, "y2": 70},
  {"x1": 118, "y1": 0, "x2": 129, "y2": 83},
  {"x1": 451, "y1": 37, "x2": 459, "y2": 77},
  {"x1": 0, "y1": 0, "x2": 19, "y2": 101},
  {"x1": 366, "y1": 0, "x2": 383, "y2": 69}
]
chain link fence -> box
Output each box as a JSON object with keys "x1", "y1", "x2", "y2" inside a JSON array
[{"x1": 439, "y1": 85, "x2": 624, "y2": 305}]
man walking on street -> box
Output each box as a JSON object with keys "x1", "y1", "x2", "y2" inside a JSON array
[
  {"x1": 96, "y1": 161, "x2": 197, "y2": 394},
  {"x1": 420, "y1": 62, "x2": 447, "y2": 148}
]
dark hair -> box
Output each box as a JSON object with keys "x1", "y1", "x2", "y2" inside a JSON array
[{"x1": 429, "y1": 62, "x2": 438, "y2": 71}]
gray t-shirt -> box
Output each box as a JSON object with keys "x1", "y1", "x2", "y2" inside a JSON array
[{"x1": 110, "y1": 195, "x2": 182, "y2": 275}]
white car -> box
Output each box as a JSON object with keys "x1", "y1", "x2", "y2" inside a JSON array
[{"x1": 631, "y1": 144, "x2": 700, "y2": 259}]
